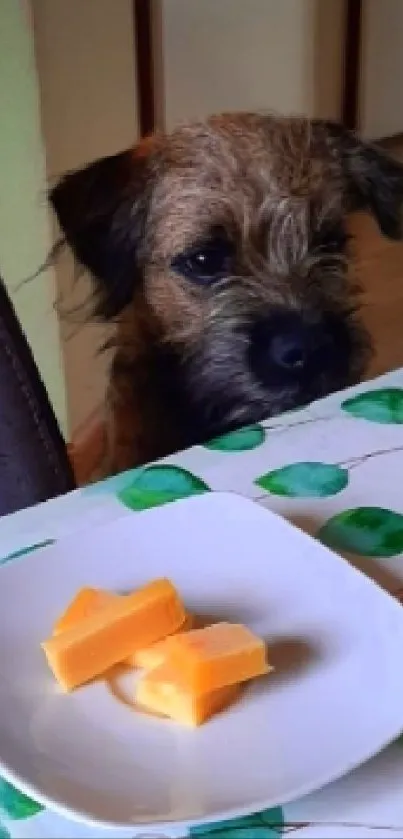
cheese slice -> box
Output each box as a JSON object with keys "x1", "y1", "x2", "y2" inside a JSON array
[
  {"x1": 128, "y1": 612, "x2": 194, "y2": 669},
  {"x1": 53, "y1": 588, "x2": 118, "y2": 635},
  {"x1": 42, "y1": 578, "x2": 186, "y2": 691},
  {"x1": 166, "y1": 622, "x2": 270, "y2": 695},
  {"x1": 136, "y1": 661, "x2": 240, "y2": 726}
]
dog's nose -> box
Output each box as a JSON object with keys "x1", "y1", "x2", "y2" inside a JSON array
[
  {"x1": 250, "y1": 313, "x2": 312, "y2": 375},
  {"x1": 269, "y1": 332, "x2": 307, "y2": 370}
]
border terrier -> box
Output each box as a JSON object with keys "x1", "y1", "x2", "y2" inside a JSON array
[{"x1": 49, "y1": 113, "x2": 403, "y2": 476}]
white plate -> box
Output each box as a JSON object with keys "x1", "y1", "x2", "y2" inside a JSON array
[{"x1": 1, "y1": 492, "x2": 403, "y2": 834}]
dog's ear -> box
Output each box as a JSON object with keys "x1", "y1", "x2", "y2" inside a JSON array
[
  {"x1": 49, "y1": 141, "x2": 155, "y2": 318},
  {"x1": 313, "y1": 120, "x2": 403, "y2": 239}
]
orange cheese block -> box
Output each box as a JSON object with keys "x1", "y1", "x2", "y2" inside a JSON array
[
  {"x1": 53, "y1": 588, "x2": 118, "y2": 635},
  {"x1": 135, "y1": 661, "x2": 240, "y2": 726},
  {"x1": 42, "y1": 578, "x2": 186, "y2": 691},
  {"x1": 165, "y1": 622, "x2": 270, "y2": 695},
  {"x1": 127, "y1": 612, "x2": 194, "y2": 669}
]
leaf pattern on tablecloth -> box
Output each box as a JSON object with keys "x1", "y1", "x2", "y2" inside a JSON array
[
  {"x1": 0, "y1": 540, "x2": 54, "y2": 567},
  {"x1": 319, "y1": 507, "x2": 403, "y2": 557},
  {"x1": 117, "y1": 464, "x2": 210, "y2": 511},
  {"x1": 1, "y1": 370, "x2": 403, "y2": 838},
  {"x1": 204, "y1": 425, "x2": 266, "y2": 452},
  {"x1": 0, "y1": 780, "x2": 43, "y2": 820},
  {"x1": 342, "y1": 388, "x2": 403, "y2": 423},
  {"x1": 190, "y1": 807, "x2": 284, "y2": 838},
  {"x1": 255, "y1": 462, "x2": 348, "y2": 498}
]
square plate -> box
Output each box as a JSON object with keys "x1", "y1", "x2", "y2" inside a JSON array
[{"x1": 1, "y1": 491, "x2": 403, "y2": 833}]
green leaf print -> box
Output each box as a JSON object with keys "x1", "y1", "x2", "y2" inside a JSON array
[
  {"x1": 0, "y1": 779, "x2": 43, "y2": 820},
  {"x1": 190, "y1": 807, "x2": 284, "y2": 838},
  {"x1": 205, "y1": 425, "x2": 265, "y2": 452},
  {"x1": 192, "y1": 829, "x2": 275, "y2": 839},
  {"x1": 0, "y1": 825, "x2": 10, "y2": 838},
  {"x1": 0, "y1": 540, "x2": 54, "y2": 566},
  {"x1": 342, "y1": 388, "x2": 403, "y2": 423},
  {"x1": 255, "y1": 462, "x2": 348, "y2": 498},
  {"x1": 319, "y1": 507, "x2": 403, "y2": 557},
  {"x1": 117, "y1": 464, "x2": 210, "y2": 511}
]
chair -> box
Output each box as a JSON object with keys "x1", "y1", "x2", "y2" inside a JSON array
[{"x1": 0, "y1": 274, "x2": 75, "y2": 516}]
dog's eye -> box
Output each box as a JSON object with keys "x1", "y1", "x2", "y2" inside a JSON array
[
  {"x1": 311, "y1": 221, "x2": 350, "y2": 253},
  {"x1": 171, "y1": 238, "x2": 234, "y2": 283}
]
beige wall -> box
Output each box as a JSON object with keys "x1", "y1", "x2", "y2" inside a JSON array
[
  {"x1": 0, "y1": 0, "x2": 67, "y2": 434},
  {"x1": 32, "y1": 0, "x2": 138, "y2": 434},
  {"x1": 360, "y1": 0, "x2": 403, "y2": 140},
  {"x1": 157, "y1": 0, "x2": 345, "y2": 130}
]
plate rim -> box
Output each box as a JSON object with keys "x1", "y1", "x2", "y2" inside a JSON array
[{"x1": 1, "y1": 725, "x2": 403, "y2": 833}]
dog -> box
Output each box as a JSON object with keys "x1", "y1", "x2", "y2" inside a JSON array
[{"x1": 49, "y1": 112, "x2": 403, "y2": 476}]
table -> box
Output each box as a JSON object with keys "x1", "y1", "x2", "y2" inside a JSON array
[{"x1": 2, "y1": 368, "x2": 403, "y2": 839}]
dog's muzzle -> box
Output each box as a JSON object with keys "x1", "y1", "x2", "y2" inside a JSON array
[{"x1": 248, "y1": 310, "x2": 352, "y2": 391}]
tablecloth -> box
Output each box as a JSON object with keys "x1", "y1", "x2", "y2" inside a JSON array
[{"x1": 2, "y1": 368, "x2": 403, "y2": 839}]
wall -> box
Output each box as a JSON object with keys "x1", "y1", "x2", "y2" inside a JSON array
[
  {"x1": 359, "y1": 0, "x2": 403, "y2": 140},
  {"x1": 0, "y1": 0, "x2": 67, "y2": 434},
  {"x1": 157, "y1": 0, "x2": 345, "y2": 130},
  {"x1": 32, "y1": 0, "x2": 138, "y2": 433}
]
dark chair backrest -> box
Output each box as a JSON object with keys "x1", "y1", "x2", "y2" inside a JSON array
[{"x1": 0, "y1": 275, "x2": 75, "y2": 516}]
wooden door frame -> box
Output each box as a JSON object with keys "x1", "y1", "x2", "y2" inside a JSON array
[
  {"x1": 342, "y1": 0, "x2": 363, "y2": 130},
  {"x1": 133, "y1": 0, "x2": 365, "y2": 135},
  {"x1": 133, "y1": 0, "x2": 156, "y2": 135}
]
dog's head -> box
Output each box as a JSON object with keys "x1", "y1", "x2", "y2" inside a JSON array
[{"x1": 49, "y1": 113, "x2": 403, "y2": 437}]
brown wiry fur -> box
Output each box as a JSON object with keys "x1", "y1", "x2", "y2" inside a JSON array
[{"x1": 49, "y1": 113, "x2": 403, "y2": 477}]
